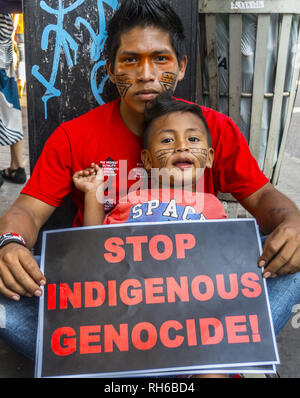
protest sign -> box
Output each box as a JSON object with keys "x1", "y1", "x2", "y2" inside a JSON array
[{"x1": 35, "y1": 219, "x2": 279, "y2": 377}]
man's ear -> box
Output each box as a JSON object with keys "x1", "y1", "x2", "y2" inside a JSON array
[
  {"x1": 141, "y1": 149, "x2": 153, "y2": 171},
  {"x1": 177, "y1": 56, "x2": 188, "y2": 82},
  {"x1": 205, "y1": 148, "x2": 214, "y2": 169},
  {"x1": 106, "y1": 60, "x2": 116, "y2": 84}
]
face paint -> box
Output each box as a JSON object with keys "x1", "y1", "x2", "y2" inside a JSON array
[
  {"x1": 190, "y1": 148, "x2": 209, "y2": 167},
  {"x1": 154, "y1": 149, "x2": 175, "y2": 168},
  {"x1": 143, "y1": 112, "x2": 214, "y2": 191},
  {"x1": 159, "y1": 72, "x2": 177, "y2": 92},
  {"x1": 109, "y1": 26, "x2": 187, "y2": 128},
  {"x1": 154, "y1": 148, "x2": 209, "y2": 170},
  {"x1": 190, "y1": 148, "x2": 208, "y2": 155},
  {"x1": 114, "y1": 74, "x2": 133, "y2": 98}
]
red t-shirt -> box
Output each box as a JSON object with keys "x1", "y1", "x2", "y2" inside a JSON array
[
  {"x1": 104, "y1": 189, "x2": 227, "y2": 224},
  {"x1": 21, "y1": 98, "x2": 268, "y2": 226}
]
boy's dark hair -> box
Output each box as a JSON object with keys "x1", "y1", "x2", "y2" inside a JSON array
[
  {"x1": 105, "y1": 0, "x2": 186, "y2": 70},
  {"x1": 144, "y1": 91, "x2": 212, "y2": 148}
]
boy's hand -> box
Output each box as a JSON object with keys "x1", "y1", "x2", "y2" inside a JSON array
[{"x1": 72, "y1": 163, "x2": 104, "y2": 194}]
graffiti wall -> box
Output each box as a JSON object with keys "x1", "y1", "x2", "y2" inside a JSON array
[{"x1": 30, "y1": 0, "x2": 119, "y2": 121}]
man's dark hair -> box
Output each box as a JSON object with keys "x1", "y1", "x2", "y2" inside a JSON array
[
  {"x1": 105, "y1": 0, "x2": 186, "y2": 70},
  {"x1": 144, "y1": 91, "x2": 212, "y2": 148}
]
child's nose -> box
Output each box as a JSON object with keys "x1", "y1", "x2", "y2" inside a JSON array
[{"x1": 175, "y1": 138, "x2": 189, "y2": 152}]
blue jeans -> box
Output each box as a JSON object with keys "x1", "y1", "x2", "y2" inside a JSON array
[{"x1": 1, "y1": 255, "x2": 300, "y2": 361}]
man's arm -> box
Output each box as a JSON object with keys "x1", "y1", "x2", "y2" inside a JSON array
[
  {"x1": 0, "y1": 194, "x2": 55, "y2": 300},
  {"x1": 240, "y1": 182, "x2": 300, "y2": 278}
]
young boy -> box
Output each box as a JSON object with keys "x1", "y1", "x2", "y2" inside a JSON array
[{"x1": 73, "y1": 93, "x2": 227, "y2": 226}]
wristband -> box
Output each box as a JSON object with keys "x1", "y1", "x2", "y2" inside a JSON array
[{"x1": 0, "y1": 233, "x2": 26, "y2": 249}]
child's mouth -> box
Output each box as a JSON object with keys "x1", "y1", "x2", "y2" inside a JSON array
[{"x1": 172, "y1": 159, "x2": 193, "y2": 170}]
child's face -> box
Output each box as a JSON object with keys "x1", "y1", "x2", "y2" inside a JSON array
[{"x1": 141, "y1": 111, "x2": 214, "y2": 189}]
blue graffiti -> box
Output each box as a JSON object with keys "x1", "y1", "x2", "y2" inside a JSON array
[
  {"x1": 75, "y1": 0, "x2": 119, "y2": 105},
  {"x1": 32, "y1": 0, "x2": 119, "y2": 119}
]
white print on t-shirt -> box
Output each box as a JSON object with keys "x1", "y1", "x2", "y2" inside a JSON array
[
  {"x1": 100, "y1": 159, "x2": 118, "y2": 176},
  {"x1": 131, "y1": 199, "x2": 206, "y2": 222},
  {"x1": 100, "y1": 159, "x2": 145, "y2": 213}
]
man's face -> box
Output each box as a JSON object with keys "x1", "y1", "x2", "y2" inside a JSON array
[
  {"x1": 141, "y1": 111, "x2": 214, "y2": 189},
  {"x1": 107, "y1": 26, "x2": 187, "y2": 118}
]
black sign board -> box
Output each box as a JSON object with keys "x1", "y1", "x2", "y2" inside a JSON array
[{"x1": 35, "y1": 219, "x2": 279, "y2": 377}]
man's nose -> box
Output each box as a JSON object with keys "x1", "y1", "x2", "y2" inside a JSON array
[{"x1": 138, "y1": 58, "x2": 155, "y2": 81}]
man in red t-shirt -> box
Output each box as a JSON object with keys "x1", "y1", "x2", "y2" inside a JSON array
[{"x1": 0, "y1": 0, "x2": 300, "y2": 360}]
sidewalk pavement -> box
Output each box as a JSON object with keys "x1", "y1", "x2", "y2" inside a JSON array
[{"x1": 1, "y1": 89, "x2": 300, "y2": 378}]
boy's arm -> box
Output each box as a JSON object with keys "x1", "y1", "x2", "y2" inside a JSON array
[
  {"x1": 72, "y1": 164, "x2": 105, "y2": 226},
  {"x1": 240, "y1": 182, "x2": 300, "y2": 277},
  {"x1": 0, "y1": 194, "x2": 55, "y2": 299},
  {"x1": 83, "y1": 190, "x2": 105, "y2": 226}
]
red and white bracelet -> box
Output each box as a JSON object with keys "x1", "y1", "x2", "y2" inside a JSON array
[{"x1": 0, "y1": 233, "x2": 26, "y2": 249}]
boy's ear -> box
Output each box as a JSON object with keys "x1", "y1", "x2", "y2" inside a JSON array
[
  {"x1": 141, "y1": 149, "x2": 153, "y2": 171},
  {"x1": 106, "y1": 60, "x2": 116, "y2": 84},
  {"x1": 205, "y1": 148, "x2": 214, "y2": 169}
]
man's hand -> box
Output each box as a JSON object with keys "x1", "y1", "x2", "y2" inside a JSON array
[
  {"x1": 0, "y1": 194, "x2": 55, "y2": 300},
  {"x1": 0, "y1": 243, "x2": 46, "y2": 300},
  {"x1": 240, "y1": 182, "x2": 300, "y2": 278},
  {"x1": 258, "y1": 214, "x2": 300, "y2": 278}
]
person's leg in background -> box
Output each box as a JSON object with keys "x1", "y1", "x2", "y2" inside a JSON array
[
  {"x1": 0, "y1": 12, "x2": 26, "y2": 185},
  {"x1": 1, "y1": 139, "x2": 27, "y2": 184}
]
